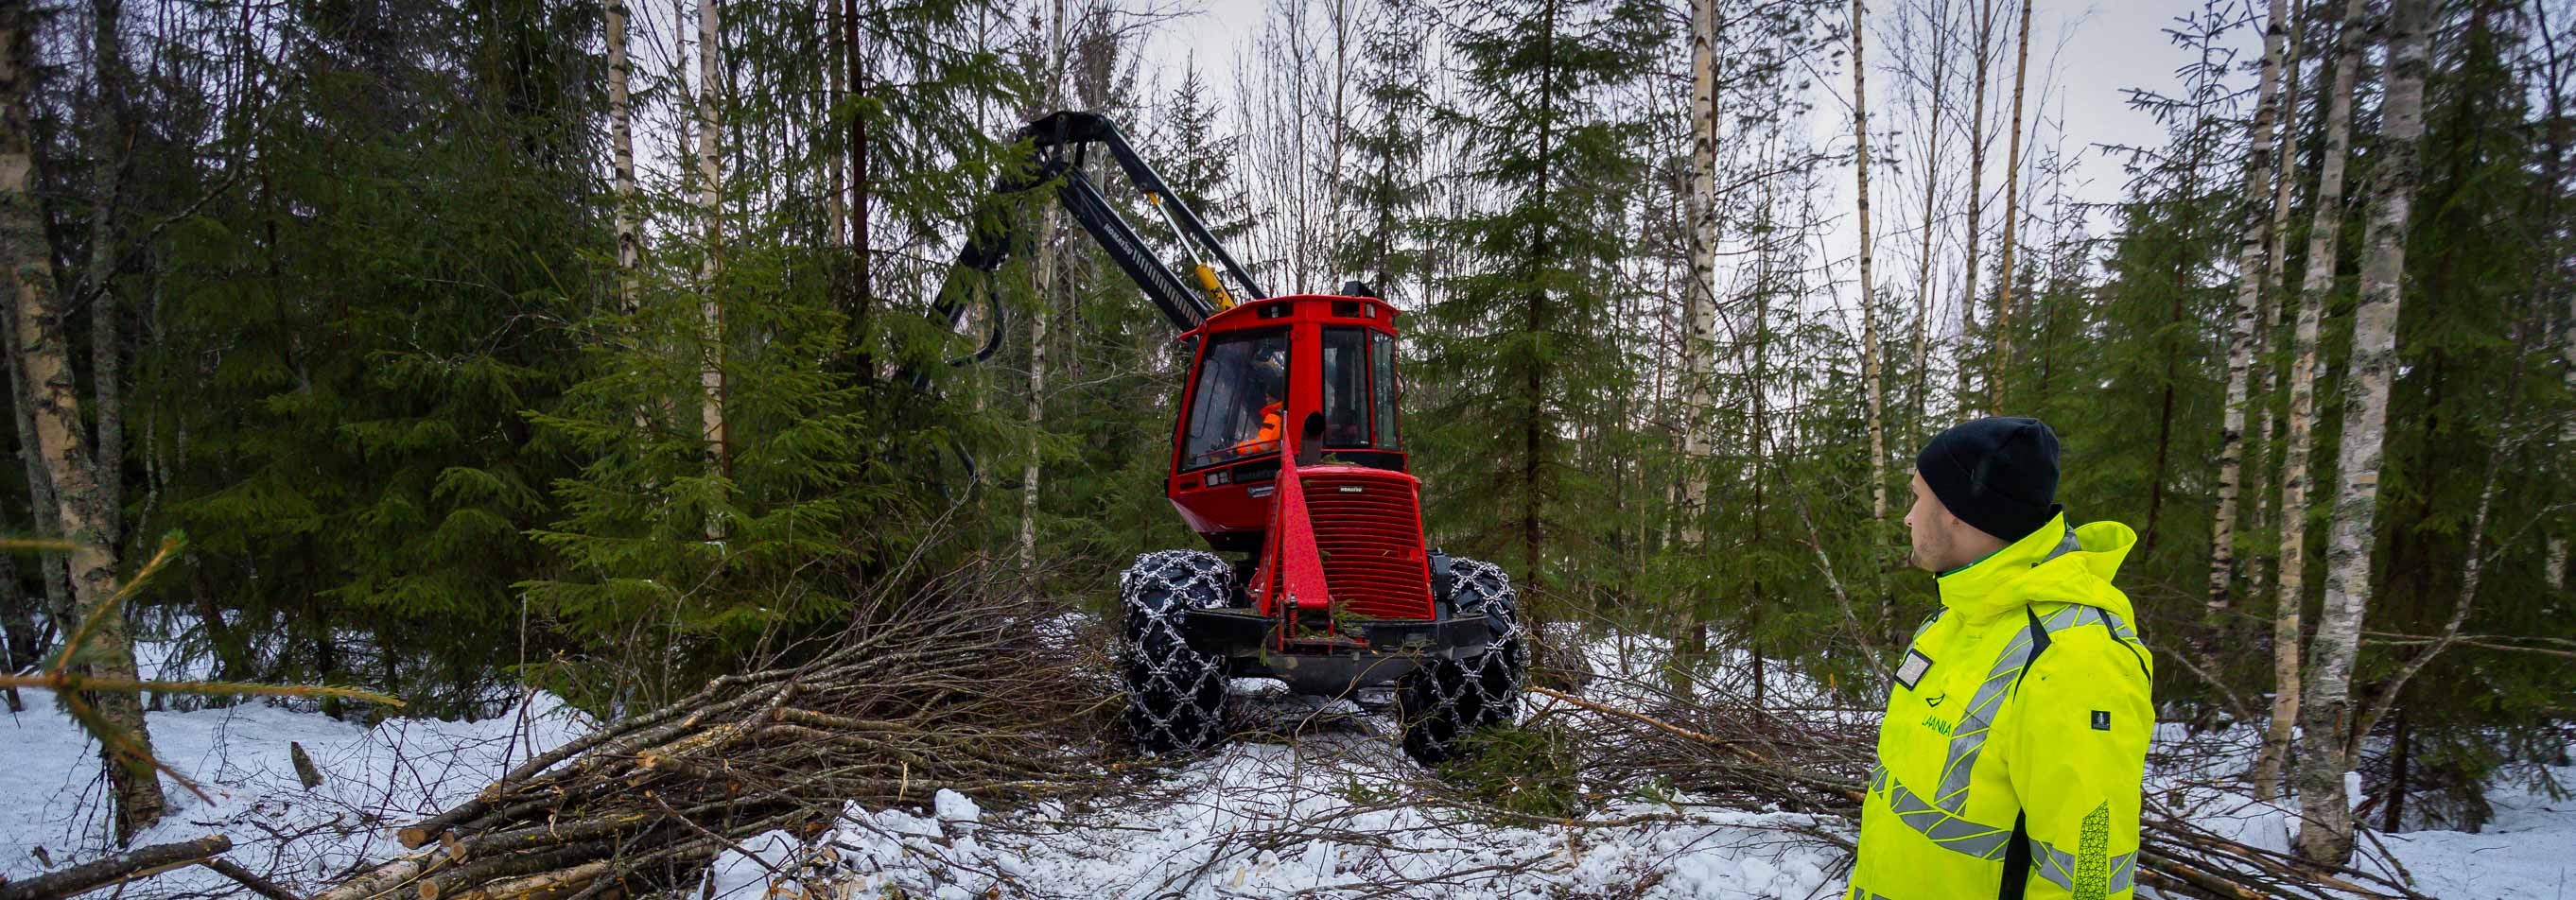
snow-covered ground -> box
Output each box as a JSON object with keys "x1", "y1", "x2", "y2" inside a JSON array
[
  {"x1": 3, "y1": 635, "x2": 2571, "y2": 898},
  {"x1": 1, "y1": 686, "x2": 588, "y2": 895},
  {"x1": 702, "y1": 684, "x2": 1851, "y2": 900}
]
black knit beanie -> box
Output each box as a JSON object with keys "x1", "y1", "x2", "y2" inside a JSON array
[{"x1": 1916, "y1": 417, "x2": 2060, "y2": 543}]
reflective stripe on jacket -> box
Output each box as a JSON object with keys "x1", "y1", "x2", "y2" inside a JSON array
[{"x1": 1850, "y1": 511, "x2": 2155, "y2": 900}]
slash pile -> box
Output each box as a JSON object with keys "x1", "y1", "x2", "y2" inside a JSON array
[
  {"x1": 1550, "y1": 669, "x2": 2439, "y2": 900},
  {"x1": 320, "y1": 590, "x2": 1105, "y2": 900}
]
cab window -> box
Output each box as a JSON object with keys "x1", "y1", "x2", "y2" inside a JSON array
[
  {"x1": 1371, "y1": 332, "x2": 1401, "y2": 450},
  {"x1": 1181, "y1": 329, "x2": 1290, "y2": 469},
  {"x1": 1321, "y1": 327, "x2": 1372, "y2": 448}
]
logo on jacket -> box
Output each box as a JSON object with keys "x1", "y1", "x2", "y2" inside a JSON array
[
  {"x1": 1921, "y1": 714, "x2": 1954, "y2": 736},
  {"x1": 1923, "y1": 691, "x2": 1948, "y2": 708}
]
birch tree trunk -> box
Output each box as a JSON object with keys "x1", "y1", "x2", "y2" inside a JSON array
[
  {"x1": 2248, "y1": 1, "x2": 2307, "y2": 608},
  {"x1": 2209, "y1": 0, "x2": 2294, "y2": 619},
  {"x1": 0, "y1": 4, "x2": 166, "y2": 842},
  {"x1": 696, "y1": 0, "x2": 726, "y2": 497},
  {"x1": 2255, "y1": 0, "x2": 2369, "y2": 805},
  {"x1": 2294, "y1": 0, "x2": 2430, "y2": 864},
  {"x1": 609, "y1": 0, "x2": 637, "y2": 304},
  {"x1": 1954, "y1": 0, "x2": 1995, "y2": 410},
  {"x1": 2344, "y1": 329, "x2": 2530, "y2": 775},
  {"x1": 1020, "y1": 0, "x2": 1066, "y2": 575},
  {"x1": 1851, "y1": 0, "x2": 1887, "y2": 566},
  {"x1": 1679, "y1": 0, "x2": 1719, "y2": 546},
  {"x1": 4, "y1": 268, "x2": 73, "y2": 629},
  {"x1": 1988, "y1": 0, "x2": 2030, "y2": 401}
]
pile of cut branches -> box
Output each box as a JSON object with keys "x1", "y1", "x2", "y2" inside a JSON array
[
  {"x1": 1538, "y1": 661, "x2": 2437, "y2": 900},
  {"x1": 322, "y1": 587, "x2": 1107, "y2": 900}
]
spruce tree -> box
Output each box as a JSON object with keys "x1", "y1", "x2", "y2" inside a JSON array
[{"x1": 1418, "y1": 0, "x2": 1665, "y2": 606}]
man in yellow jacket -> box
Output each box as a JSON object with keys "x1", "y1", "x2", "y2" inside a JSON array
[{"x1": 1851, "y1": 417, "x2": 2155, "y2": 900}]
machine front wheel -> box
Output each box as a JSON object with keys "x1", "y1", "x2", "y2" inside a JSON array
[
  {"x1": 1119, "y1": 549, "x2": 1234, "y2": 754},
  {"x1": 1397, "y1": 558, "x2": 1527, "y2": 765}
]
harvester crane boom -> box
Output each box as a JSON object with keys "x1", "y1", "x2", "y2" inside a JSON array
[{"x1": 931, "y1": 110, "x2": 1265, "y2": 365}]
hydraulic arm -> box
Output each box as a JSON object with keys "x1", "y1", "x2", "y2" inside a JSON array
[{"x1": 930, "y1": 110, "x2": 1266, "y2": 365}]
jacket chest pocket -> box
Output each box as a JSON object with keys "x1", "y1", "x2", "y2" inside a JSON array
[{"x1": 1912, "y1": 662, "x2": 1974, "y2": 724}]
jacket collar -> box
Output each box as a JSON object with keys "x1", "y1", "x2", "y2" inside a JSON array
[{"x1": 1935, "y1": 510, "x2": 2075, "y2": 621}]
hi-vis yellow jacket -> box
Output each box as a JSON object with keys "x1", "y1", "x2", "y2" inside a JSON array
[{"x1": 1849, "y1": 512, "x2": 2155, "y2": 900}]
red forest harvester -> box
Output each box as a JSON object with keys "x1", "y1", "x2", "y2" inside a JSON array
[{"x1": 930, "y1": 112, "x2": 1525, "y2": 764}]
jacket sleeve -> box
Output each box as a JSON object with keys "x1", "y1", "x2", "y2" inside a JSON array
[{"x1": 2004, "y1": 627, "x2": 2154, "y2": 900}]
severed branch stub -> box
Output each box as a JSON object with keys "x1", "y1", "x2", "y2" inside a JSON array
[{"x1": 291, "y1": 740, "x2": 326, "y2": 788}]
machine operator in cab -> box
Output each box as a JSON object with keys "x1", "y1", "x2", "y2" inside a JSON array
[{"x1": 1229, "y1": 348, "x2": 1288, "y2": 458}]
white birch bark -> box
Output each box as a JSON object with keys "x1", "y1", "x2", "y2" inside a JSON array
[
  {"x1": 696, "y1": 0, "x2": 726, "y2": 507},
  {"x1": 2254, "y1": 0, "x2": 2369, "y2": 805},
  {"x1": 2345, "y1": 347, "x2": 2525, "y2": 772},
  {"x1": 2209, "y1": 0, "x2": 2294, "y2": 618},
  {"x1": 2249, "y1": 1, "x2": 2307, "y2": 607},
  {"x1": 2, "y1": 297, "x2": 71, "y2": 625},
  {"x1": 0, "y1": 6, "x2": 165, "y2": 842},
  {"x1": 1853, "y1": 0, "x2": 1885, "y2": 539},
  {"x1": 609, "y1": 0, "x2": 637, "y2": 304},
  {"x1": 2294, "y1": 0, "x2": 2431, "y2": 864},
  {"x1": 1020, "y1": 0, "x2": 1067, "y2": 574},
  {"x1": 1679, "y1": 0, "x2": 1720, "y2": 546}
]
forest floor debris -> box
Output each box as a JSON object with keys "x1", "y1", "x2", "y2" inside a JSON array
[{"x1": 3, "y1": 625, "x2": 2570, "y2": 898}]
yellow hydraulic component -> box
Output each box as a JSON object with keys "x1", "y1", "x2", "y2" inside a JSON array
[
  {"x1": 1193, "y1": 264, "x2": 1236, "y2": 309},
  {"x1": 1145, "y1": 192, "x2": 1238, "y2": 310}
]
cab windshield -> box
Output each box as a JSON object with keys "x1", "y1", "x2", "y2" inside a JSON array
[{"x1": 1182, "y1": 329, "x2": 1291, "y2": 469}]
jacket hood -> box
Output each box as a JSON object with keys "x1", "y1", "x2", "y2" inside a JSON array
[{"x1": 1935, "y1": 511, "x2": 2138, "y2": 623}]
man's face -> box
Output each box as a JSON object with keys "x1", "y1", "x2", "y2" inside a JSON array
[{"x1": 1904, "y1": 471, "x2": 1957, "y2": 573}]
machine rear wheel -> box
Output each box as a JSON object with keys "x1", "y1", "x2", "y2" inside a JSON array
[
  {"x1": 1398, "y1": 558, "x2": 1526, "y2": 765},
  {"x1": 1120, "y1": 550, "x2": 1234, "y2": 754}
]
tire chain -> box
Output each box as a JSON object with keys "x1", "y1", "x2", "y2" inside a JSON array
[
  {"x1": 1118, "y1": 549, "x2": 1234, "y2": 754},
  {"x1": 1399, "y1": 558, "x2": 1528, "y2": 764}
]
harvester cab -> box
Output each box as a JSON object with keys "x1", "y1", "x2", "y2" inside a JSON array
[{"x1": 931, "y1": 111, "x2": 1526, "y2": 766}]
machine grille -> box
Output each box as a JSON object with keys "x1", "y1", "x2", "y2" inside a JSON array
[{"x1": 1298, "y1": 469, "x2": 1434, "y2": 621}]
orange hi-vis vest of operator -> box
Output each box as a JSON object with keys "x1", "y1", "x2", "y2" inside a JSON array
[
  {"x1": 1849, "y1": 511, "x2": 2155, "y2": 900},
  {"x1": 1232, "y1": 402, "x2": 1283, "y2": 456}
]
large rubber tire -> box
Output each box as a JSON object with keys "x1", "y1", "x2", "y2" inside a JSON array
[
  {"x1": 1398, "y1": 558, "x2": 1527, "y2": 766},
  {"x1": 1119, "y1": 549, "x2": 1234, "y2": 754}
]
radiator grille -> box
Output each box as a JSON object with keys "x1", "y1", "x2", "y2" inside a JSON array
[{"x1": 1299, "y1": 470, "x2": 1433, "y2": 620}]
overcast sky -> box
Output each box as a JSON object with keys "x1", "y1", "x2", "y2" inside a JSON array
[
  {"x1": 1116, "y1": 0, "x2": 2267, "y2": 330},
  {"x1": 1128, "y1": 0, "x2": 2262, "y2": 202}
]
